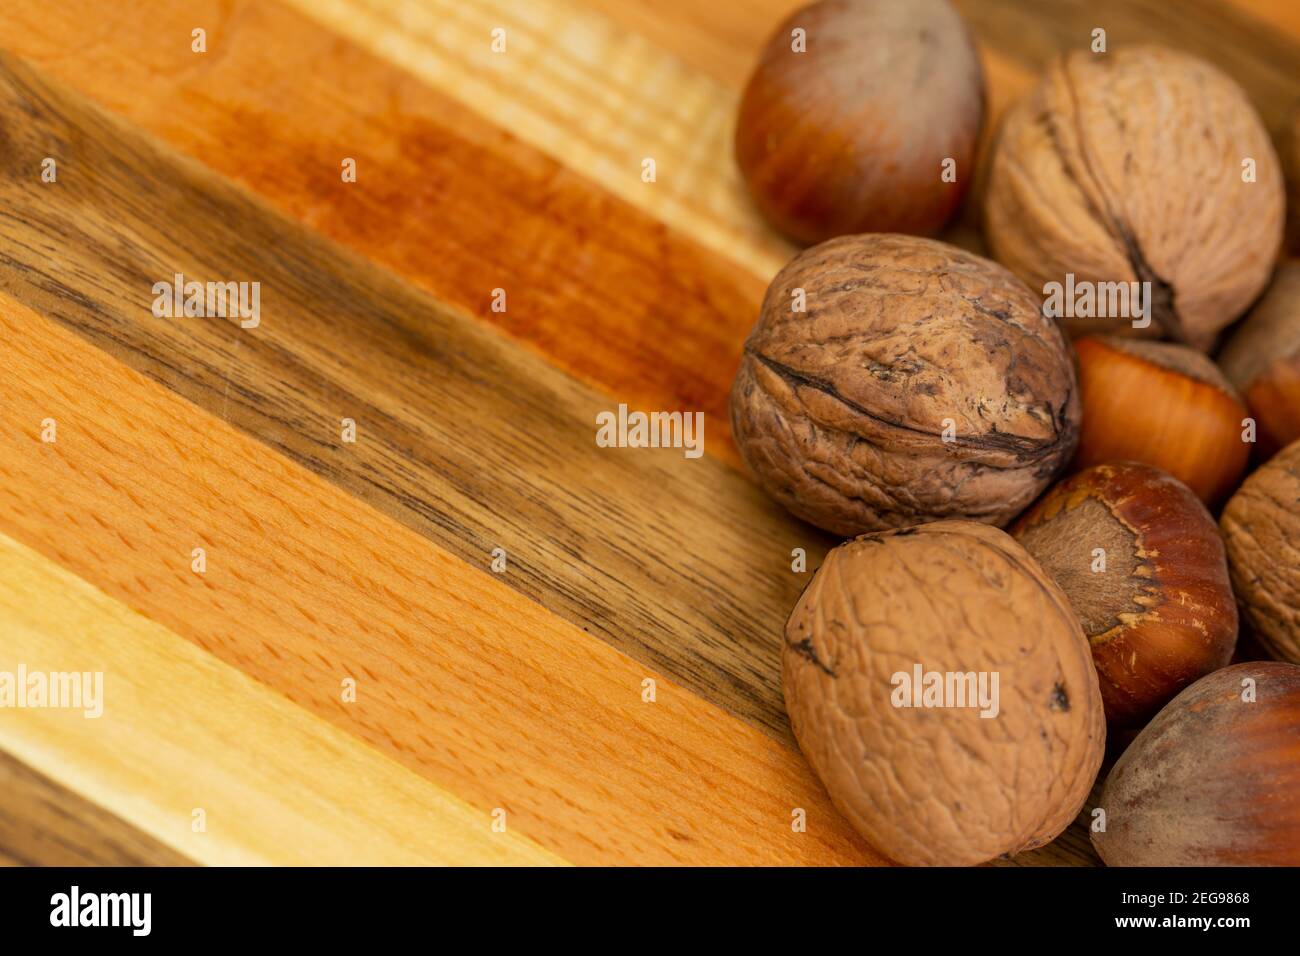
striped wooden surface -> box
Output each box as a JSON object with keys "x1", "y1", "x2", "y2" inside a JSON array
[{"x1": 0, "y1": 0, "x2": 1296, "y2": 866}]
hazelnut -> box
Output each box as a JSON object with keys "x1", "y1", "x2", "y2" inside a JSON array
[
  {"x1": 1073, "y1": 336, "x2": 1250, "y2": 506},
  {"x1": 734, "y1": 0, "x2": 985, "y2": 243},
  {"x1": 730, "y1": 234, "x2": 1080, "y2": 536},
  {"x1": 1221, "y1": 439, "x2": 1300, "y2": 664},
  {"x1": 783, "y1": 520, "x2": 1105, "y2": 866},
  {"x1": 1092, "y1": 661, "x2": 1300, "y2": 866},
  {"x1": 1218, "y1": 261, "x2": 1300, "y2": 460},
  {"x1": 985, "y1": 46, "x2": 1284, "y2": 350},
  {"x1": 1012, "y1": 462, "x2": 1237, "y2": 726}
]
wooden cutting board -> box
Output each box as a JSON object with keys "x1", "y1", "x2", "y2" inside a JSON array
[{"x1": 0, "y1": 0, "x2": 1295, "y2": 867}]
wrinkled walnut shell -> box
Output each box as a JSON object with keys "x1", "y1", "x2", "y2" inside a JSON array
[
  {"x1": 735, "y1": 0, "x2": 985, "y2": 243},
  {"x1": 783, "y1": 521, "x2": 1105, "y2": 866},
  {"x1": 1093, "y1": 661, "x2": 1300, "y2": 866},
  {"x1": 985, "y1": 46, "x2": 1284, "y2": 350},
  {"x1": 1221, "y1": 439, "x2": 1300, "y2": 663},
  {"x1": 730, "y1": 233, "x2": 1080, "y2": 535}
]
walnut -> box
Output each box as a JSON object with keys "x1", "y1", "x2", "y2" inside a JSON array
[
  {"x1": 734, "y1": 0, "x2": 985, "y2": 243},
  {"x1": 1221, "y1": 439, "x2": 1300, "y2": 663},
  {"x1": 783, "y1": 521, "x2": 1105, "y2": 866},
  {"x1": 730, "y1": 233, "x2": 1080, "y2": 535},
  {"x1": 984, "y1": 46, "x2": 1285, "y2": 351}
]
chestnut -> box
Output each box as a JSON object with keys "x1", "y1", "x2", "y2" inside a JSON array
[
  {"x1": 1073, "y1": 335, "x2": 1250, "y2": 506},
  {"x1": 1218, "y1": 261, "x2": 1300, "y2": 460},
  {"x1": 1012, "y1": 461, "x2": 1237, "y2": 726},
  {"x1": 734, "y1": 0, "x2": 985, "y2": 243},
  {"x1": 1092, "y1": 661, "x2": 1300, "y2": 866}
]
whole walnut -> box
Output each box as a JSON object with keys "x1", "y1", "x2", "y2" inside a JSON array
[
  {"x1": 783, "y1": 521, "x2": 1105, "y2": 866},
  {"x1": 1221, "y1": 439, "x2": 1300, "y2": 663},
  {"x1": 734, "y1": 0, "x2": 985, "y2": 243},
  {"x1": 985, "y1": 46, "x2": 1284, "y2": 351},
  {"x1": 730, "y1": 233, "x2": 1080, "y2": 536}
]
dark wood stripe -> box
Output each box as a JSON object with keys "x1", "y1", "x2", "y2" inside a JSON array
[
  {"x1": 0, "y1": 52, "x2": 826, "y2": 743},
  {"x1": 954, "y1": 0, "x2": 1300, "y2": 139},
  {"x1": 0, "y1": 750, "x2": 193, "y2": 867}
]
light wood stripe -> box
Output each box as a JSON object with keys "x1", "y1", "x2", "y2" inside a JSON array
[
  {"x1": 0, "y1": 293, "x2": 884, "y2": 866},
  {"x1": 0, "y1": 533, "x2": 564, "y2": 866}
]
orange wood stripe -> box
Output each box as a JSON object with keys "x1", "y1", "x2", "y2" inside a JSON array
[
  {"x1": 1224, "y1": 0, "x2": 1300, "y2": 36},
  {"x1": 285, "y1": 0, "x2": 795, "y2": 279},
  {"x1": 0, "y1": 294, "x2": 885, "y2": 867},
  {"x1": 0, "y1": 0, "x2": 764, "y2": 470}
]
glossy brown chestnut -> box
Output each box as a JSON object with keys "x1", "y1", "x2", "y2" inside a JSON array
[
  {"x1": 1074, "y1": 336, "x2": 1250, "y2": 506},
  {"x1": 1093, "y1": 662, "x2": 1300, "y2": 866},
  {"x1": 734, "y1": 0, "x2": 984, "y2": 244},
  {"x1": 1012, "y1": 462, "x2": 1237, "y2": 726},
  {"x1": 1218, "y1": 261, "x2": 1300, "y2": 460}
]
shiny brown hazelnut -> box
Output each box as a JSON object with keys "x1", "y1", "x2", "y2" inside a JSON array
[
  {"x1": 1093, "y1": 661, "x2": 1300, "y2": 866},
  {"x1": 985, "y1": 46, "x2": 1284, "y2": 350},
  {"x1": 1218, "y1": 261, "x2": 1300, "y2": 460},
  {"x1": 734, "y1": 0, "x2": 985, "y2": 243},
  {"x1": 730, "y1": 233, "x2": 1080, "y2": 535},
  {"x1": 1073, "y1": 336, "x2": 1250, "y2": 506},
  {"x1": 783, "y1": 520, "x2": 1105, "y2": 866},
  {"x1": 1221, "y1": 439, "x2": 1300, "y2": 664},
  {"x1": 1013, "y1": 462, "x2": 1238, "y2": 726}
]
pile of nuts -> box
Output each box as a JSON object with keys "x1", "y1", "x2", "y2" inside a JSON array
[{"x1": 731, "y1": 0, "x2": 1300, "y2": 866}]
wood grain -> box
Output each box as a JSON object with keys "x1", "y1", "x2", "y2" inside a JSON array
[
  {"x1": 0, "y1": 0, "x2": 764, "y2": 471},
  {"x1": 0, "y1": 532, "x2": 565, "y2": 866},
  {"x1": 0, "y1": 750, "x2": 194, "y2": 867},
  {"x1": 950, "y1": 0, "x2": 1300, "y2": 140},
  {"x1": 0, "y1": 292, "x2": 884, "y2": 866},
  {"x1": 0, "y1": 49, "x2": 825, "y2": 741},
  {"x1": 286, "y1": 0, "x2": 794, "y2": 278}
]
